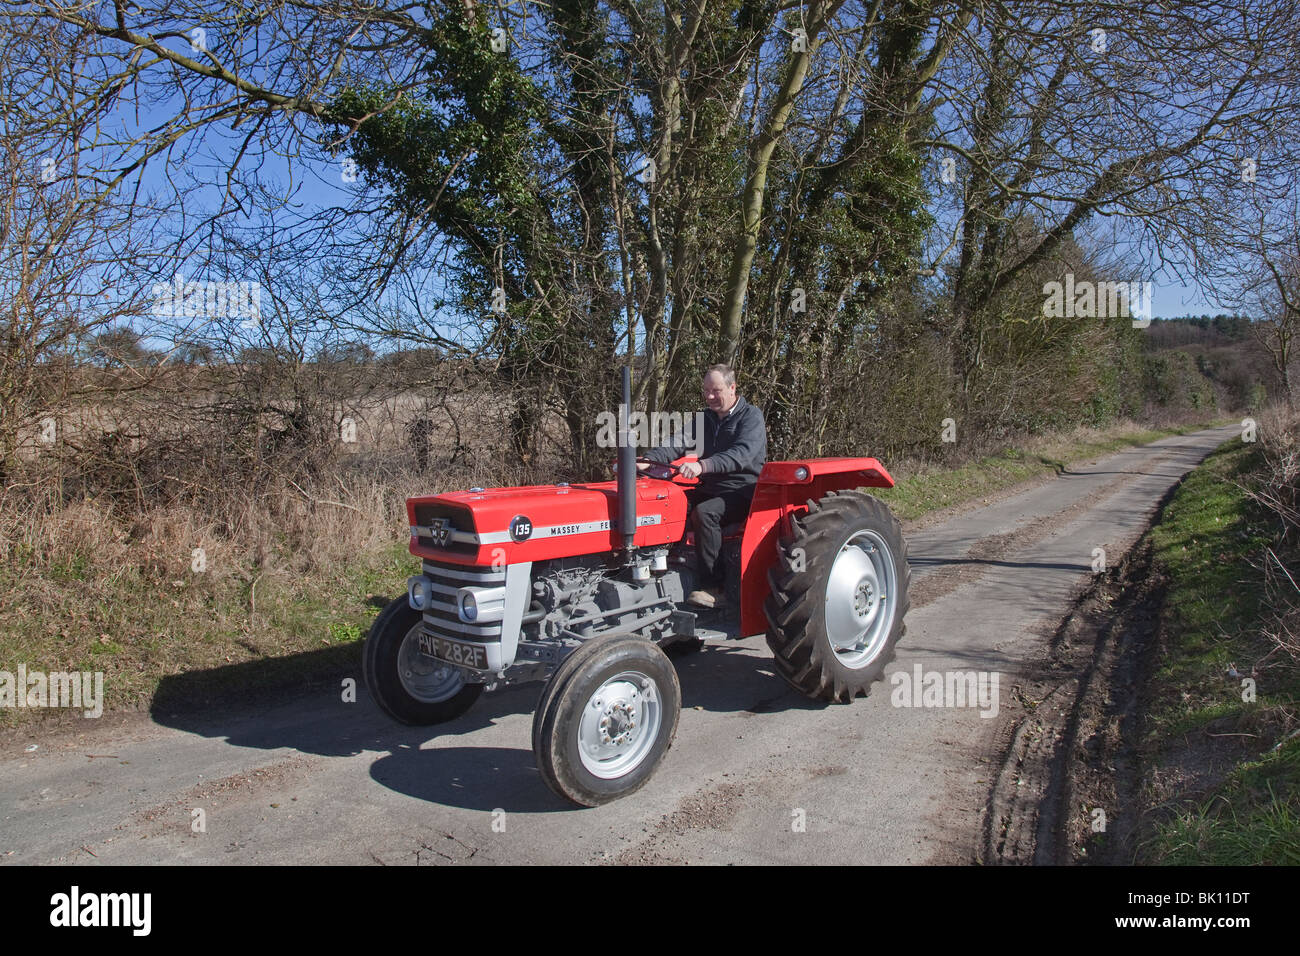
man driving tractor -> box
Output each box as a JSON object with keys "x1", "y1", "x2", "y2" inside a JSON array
[
  {"x1": 639, "y1": 364, "x2": 767, "y2": 609},
  {"x1": 371, "y1": 362, "x2": 906, "y2": 806}
]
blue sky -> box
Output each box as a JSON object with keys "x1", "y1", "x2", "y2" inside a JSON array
[{"x1": 1150, "y1": 281, "x2": 1220, "y2": 318}]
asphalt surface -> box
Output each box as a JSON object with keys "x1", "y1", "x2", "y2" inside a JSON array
[{"x1": 0, "y1": 425, "x2": 1238, "y2": 865}]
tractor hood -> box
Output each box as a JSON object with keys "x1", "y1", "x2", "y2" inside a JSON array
[{"x1": 407, "y1": 479, "x2": 688, "y2": 565}]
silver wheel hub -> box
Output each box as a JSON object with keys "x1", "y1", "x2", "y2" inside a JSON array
[
  {"x1": 398, "y1": 625, "x2": 466, "y2": 703},
  {"x1": 579, "y1": 673, "x2": 663, "y2": 779},
  {"x1": 824, "y1": 531, "x2": 897, "y2": 669}
]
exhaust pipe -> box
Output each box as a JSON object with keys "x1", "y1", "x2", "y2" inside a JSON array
[{"x1": 618, "y1": 365, "x2": 636, "y2": 555}]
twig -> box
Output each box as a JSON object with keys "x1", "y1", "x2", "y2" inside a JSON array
[
  {"x1": 313, "y1": 498, "x2": 365, "y2": 514},
  {"x1": 249, "y1": 572, "x2": 263, "y2": 616},
  {"x1": 285, "y1": 476, "x2": 364, "y2": 513},
  {"x1": 1266, "y1": 547, "x2": 1300, "y2": 594},
  {"x1": 286, "y1": 477, "x2": 312, "y2": 501}
]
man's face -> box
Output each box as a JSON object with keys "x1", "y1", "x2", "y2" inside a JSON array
[{"x1": 702, "y1": 372, "x2": 737, "y2": 415}]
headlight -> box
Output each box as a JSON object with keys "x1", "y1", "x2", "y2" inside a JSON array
[
  {"x1": 794, "y1": 466, "x2": 810, "y2": 481},
  {"x1": 459, "y1": 590, "x2": 478, "y2": 620},
  {"x1": 407, "y1": 575, "x2": 432, "y2": 611},
  {"x1": 456, "y1": 585, "x2": 506, "y2": 623}
]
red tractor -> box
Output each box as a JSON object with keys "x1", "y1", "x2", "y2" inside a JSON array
[{"x1": 363, "y1": 370, "x2": 910, "y2": 806}]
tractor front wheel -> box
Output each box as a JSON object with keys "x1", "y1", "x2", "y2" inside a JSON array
[
  {"x1": 362, "y1": 596, "x2": 483, "y2": 725},
  {"x1": 534, "y1": 637, "x2": 681, "y2": 807},
  {"x1": 764, "y1": 491, "x2": 909, "y2": 702}
]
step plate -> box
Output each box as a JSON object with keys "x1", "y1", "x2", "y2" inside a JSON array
[{"x1": 692, "y1": 606, "x2": 740, "y2": 641}]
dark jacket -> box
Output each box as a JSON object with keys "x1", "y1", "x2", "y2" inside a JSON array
[{"x1": 644, "y1": 396, "x2": 767, "y2": 494}]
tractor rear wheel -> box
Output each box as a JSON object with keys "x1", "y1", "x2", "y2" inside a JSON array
[
  {"x1": 362, "y1": 596, "x2": 483, "y2": 725},
  {"x1": 534, "y1": 637, "x2": 681, "y2": 807},
  {"x1": 764, "y1": 491, "x2": 909, "y2": 703}
]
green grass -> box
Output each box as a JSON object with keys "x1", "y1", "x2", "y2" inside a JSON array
[
  {"x1": 1144, "y1": 742, "x2": 1300, "y2": 865},
  {"x1": 1135, "y1": 437, "x2": 1300, "y2": 864},
  {"x1": 1144, "y1": 441, "x2": 1276, "y2": 739},
  {"x1": 0, "y1": 535, "x2": 413, "y2": 728}
]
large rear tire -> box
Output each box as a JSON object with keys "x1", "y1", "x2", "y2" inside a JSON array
[
  {"x1": 534, "y1": 637, "x2": 681, "y2": 807},
  {"x1": 764, "y1": 491, "x2": 909, "y2": 702},
  {"x1": 362, "y1": 596, "x2": 483, "y2": 725}
]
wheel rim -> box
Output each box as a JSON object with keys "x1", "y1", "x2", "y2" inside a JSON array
[
  {"x1": 397, "y1": 624, "x2": 467, "y2": 703},
  {"x1": 823, "y1": 529, "x2": 898, "y2": 669},
  {"x1": 578, "y1": 670, "x2": 663, "y2": 780}
]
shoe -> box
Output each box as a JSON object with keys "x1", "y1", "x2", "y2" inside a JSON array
[{"x1": 686, "y1": 588, "x2": 728, "y2": 609}]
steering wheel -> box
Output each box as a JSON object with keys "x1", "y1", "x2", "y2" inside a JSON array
[{"x1": 635, "y1": 457, "x2": 681, "y2": 481}]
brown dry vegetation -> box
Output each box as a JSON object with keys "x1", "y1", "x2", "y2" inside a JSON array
[
  {"x1": 1246, "y1": 406, "x2": 1300, "y2": 676},
  {"x1": 0, "y1": 367, "x2": 566, "y2": 726}
]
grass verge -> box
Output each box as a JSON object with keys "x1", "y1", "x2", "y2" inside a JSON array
[{"x1": 1133, "y1": 438, "x2": 1300, "y2": 864}]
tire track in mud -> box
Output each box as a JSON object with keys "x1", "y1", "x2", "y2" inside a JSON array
[{"x1": 982, "y1": 537, "x2": 1165, "y2": 865}]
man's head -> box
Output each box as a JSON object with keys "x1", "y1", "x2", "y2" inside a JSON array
[{"x1": 702, "y1": 364, "x2": 738, "y2": 416}]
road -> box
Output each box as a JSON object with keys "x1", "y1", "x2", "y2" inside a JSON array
[{"x1": 0, "y1": 425, "x2": 1238, "y2": 865}]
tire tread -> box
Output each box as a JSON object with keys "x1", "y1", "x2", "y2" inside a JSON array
[{"x1": 763, "y1": 492, "x2": 910, "y2": 703}]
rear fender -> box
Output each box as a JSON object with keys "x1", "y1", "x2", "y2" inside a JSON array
[{"x1": 737, "y1": 459, "x2": 895, "y2": 637}]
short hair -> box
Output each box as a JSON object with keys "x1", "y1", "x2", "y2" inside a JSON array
[{"x1": 703, "y1": 364, "x2": 736, "y2": 387}]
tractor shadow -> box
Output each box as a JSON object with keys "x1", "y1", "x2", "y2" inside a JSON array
[
  {"x1": 368, "y1": 745, "x2": 568, "y2": 812},
  {"x1": 149, "y1": 648, "x2": 549, "y2": 758},
  {"x1": 366, "y1": 641, "x2": 815, "y2": 813},
  {"x1": 147, "y1": 634, "x2": 808, "y2": 812},
  {"x1": 667, "y1": 639, "x2": 823, "y2": 716}
]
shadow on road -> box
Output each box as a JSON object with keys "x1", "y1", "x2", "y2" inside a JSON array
[
  {"x1": 907, "y1": 555, "x2": 1091, "y2": 573},
  {"x1": 369, "y1": 745, "x2": 567, "y2": 812},
  {"x1": 148, "y1": 635, "x2": 815, "y2": 810}
]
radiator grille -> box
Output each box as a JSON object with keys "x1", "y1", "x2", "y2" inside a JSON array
[{"x1": 419, "y1": 559, "x2": 505, "y2": 643}]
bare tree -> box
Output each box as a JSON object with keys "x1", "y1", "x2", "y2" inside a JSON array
[
  {"x1": 1241, "y1": 212, "x2": 1300, "y2": 408},
  {"x1": 929, "y1": 0, "x2": 1300, "y2": 401},
  {"x1": 0, "y1": 16, "x2": 162, "y2": 480}
]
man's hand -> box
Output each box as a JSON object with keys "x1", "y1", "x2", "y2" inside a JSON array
[
  {"x1": 678, "y1": 461, "x2": 703, "y2": 479},
  {"x1": 635, "y1": 461, "x2": 651, "y2": 472}
]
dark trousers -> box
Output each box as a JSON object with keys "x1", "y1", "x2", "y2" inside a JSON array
[{"x1": 686, "y1": 486, "x2": 756, "y2": 588}]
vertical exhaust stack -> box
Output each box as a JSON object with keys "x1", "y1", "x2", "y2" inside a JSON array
[{"x1": 618, "y1": 365, "x2": 637, "y2": 555}]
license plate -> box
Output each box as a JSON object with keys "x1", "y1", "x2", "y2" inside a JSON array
[{"x1": 418, "y1": 631, "x2": 488, "y2": 669}]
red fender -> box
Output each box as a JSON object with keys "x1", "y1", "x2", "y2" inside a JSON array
[{"x1": 737, "y1": 459, "x2": 895, "y2": 637}]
